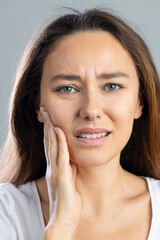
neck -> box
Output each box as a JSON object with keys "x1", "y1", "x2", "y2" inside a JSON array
[{"x1": 75, "y1": 156, "x2": 130, "y2": 217}]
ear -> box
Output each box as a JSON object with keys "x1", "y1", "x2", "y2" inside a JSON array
[{"x1": 134, "y1": 93, "x2": 144, "y2": 119}]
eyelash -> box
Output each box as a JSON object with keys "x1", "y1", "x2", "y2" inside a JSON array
[{"x1": 55, "y1": 83, "x2": 123, "y2": 94}]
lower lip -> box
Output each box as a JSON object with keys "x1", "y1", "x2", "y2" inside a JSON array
[{"x1": 75, "y1": 134, "x2": 111, "y2": 146}]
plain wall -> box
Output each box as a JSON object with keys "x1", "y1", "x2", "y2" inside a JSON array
[{"x1": 0, "y1": 0, "x2": 160, "y2": 148}]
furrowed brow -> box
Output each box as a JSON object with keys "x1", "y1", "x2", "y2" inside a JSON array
[
  {"x1": 98, "y1": 72, "x2": 130, "y2": 80},
  {"x1": 50, "y1": 74, "x2": 81, "y2": 82},
  {"x1": 50, "y1": 71, "x2": 129, "y2": 82}
]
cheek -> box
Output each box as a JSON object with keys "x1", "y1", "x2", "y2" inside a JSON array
[
  {"x1": 41, "y1": 93, "x2": 73, "y2": 128},
  {"x1": 50, "y1": 108, "x2": 64, "y2": 126},
  {"x1": 107, "y1": 97, "x2": 137, "y2": 130},
  {"x1": 47, "y1": 102, "x2": 65, "y2": 126},
  {"x1": 105, "y1": 98, "x2": 137, "y2": 154}
]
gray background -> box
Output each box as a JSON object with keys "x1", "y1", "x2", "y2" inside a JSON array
[{"x1": 0, "y1": 0, "x2": 160, "y2": 148}]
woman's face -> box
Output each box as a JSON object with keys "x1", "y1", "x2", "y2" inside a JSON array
[{"x1": 38, "y1": 31, "x2": 143, "y2": 166}]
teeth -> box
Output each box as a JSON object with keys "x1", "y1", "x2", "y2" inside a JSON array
[
  {"x1": 101, "y1": 132, "x2": 106, "y2": 137},
  {"x1": 78, "y1": 132, "x2": 108, "y2": 138}
]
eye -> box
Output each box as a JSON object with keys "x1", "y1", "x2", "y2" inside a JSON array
[
  {"x1": 55, "y1": 85, "x2": 77, "y2": 94},
  {"x1": 104, "y1": 83, "x2": 123, "y2": 91}
]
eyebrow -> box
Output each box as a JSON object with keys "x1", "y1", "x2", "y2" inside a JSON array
[{"x1": 50, "y1": 71, "x2": 130, "y2": 82}]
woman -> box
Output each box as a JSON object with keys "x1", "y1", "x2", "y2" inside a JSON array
[{"x1": 0, "y1": 7, "x2": 160, "y2": 240}]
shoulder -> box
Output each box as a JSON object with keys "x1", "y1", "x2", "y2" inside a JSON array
[
  {"x1": 0, "y1": 181, "x2": 39, "y2": 214},
  {"x1": 0, "y1": 181, "x2": 36, "y2": 205},
  {"x1": 146, "y1": 177, "x2": 160, "y2": 195},
  {"x1": 0, "y1": 181, "x2": 40, "y2": 239},
  {"x1": 0, "y1": 180, "x2": 36, "y2": 214},
  {"x1": 146, "y1": 177, "x2": 160, "y2": 213},
  {"x1": 140, "y1": 176, "x2": 160, "y2": 204},
  {"x1": 144, "y1": 177, "x2": 160, "y2": 238},
  {"x1": 0, "y1": 183, "x2": 19, "y2": 237}
]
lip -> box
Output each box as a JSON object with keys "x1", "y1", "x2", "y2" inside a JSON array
[
  {"x1": 74, "y1": 127, "x2": 111, "y2": 147},
  {"x1": 74, "y1": 127, "x2": 111, "y2": 137},
  {"x1": 75, "y1": 132, "x2": 111, "y2": 146}
]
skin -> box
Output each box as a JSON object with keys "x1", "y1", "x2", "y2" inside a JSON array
[{"x1": 36, "y1": 31, "x2": 151, "y2": 238}]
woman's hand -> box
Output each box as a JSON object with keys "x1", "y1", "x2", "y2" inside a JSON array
[{"x1": 40, "y1": 107, "x2": 82, "y2": 233}]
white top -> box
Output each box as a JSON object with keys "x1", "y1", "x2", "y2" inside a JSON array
[{"x1": 0, "y1": 176, "x2": 160, "y2": 240}]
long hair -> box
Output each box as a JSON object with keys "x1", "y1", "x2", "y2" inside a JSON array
[{"x1": 0, "y1": 8, "x2": 160, "y2": 186}]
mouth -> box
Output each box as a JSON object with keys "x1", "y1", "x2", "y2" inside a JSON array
[
  {"x1": 76, "y1": 131, "x2": 110, "y2": 139},
  {"x1": 74, "y1": 128, "x2": 111, "y2": 146}
]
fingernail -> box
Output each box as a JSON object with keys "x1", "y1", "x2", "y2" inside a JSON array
[
  {"x1": 40, "y1": 107, "x2": 47, "y2": 120},
  {"x1": 40, "y1": 107, "x2": 44, "y2": 115},
  {"x1": 54, "y1": 127, "x2": 58, "y2": 135}
]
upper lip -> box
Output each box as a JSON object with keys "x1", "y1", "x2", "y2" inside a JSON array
[{"x1": 74, "y1": 128, "x2": 111, "y2": 137}]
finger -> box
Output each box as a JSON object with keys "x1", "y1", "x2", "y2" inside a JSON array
[
  {"x1": 45, "y1": 111, "x2": 59, "y2": 170},
  {"x1": 40, "y1": 107, "x2": 58, "y2": 170},
  {"x1": 70, "y1": 161, "x2": 78, "y2": 186},
  {"x1": 44, "y1": 117, "x2": 51, "y2": 166},
  {"x1": 55, "y1": 127, "x2": 70, "y2": 173},
  {"x1": 40, "y1": 108, "x2": 50, "y2": 166}
]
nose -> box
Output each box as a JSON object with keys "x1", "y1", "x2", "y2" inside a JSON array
[{"x1": 79, "y1": 91, "x2": 103, "y2": 121}]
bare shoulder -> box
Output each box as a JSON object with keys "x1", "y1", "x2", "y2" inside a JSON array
[{"x1": 123, "y1": 171, "x2": 149, "y2": 197}]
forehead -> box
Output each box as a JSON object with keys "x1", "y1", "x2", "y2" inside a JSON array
[{"x1": 43, "y1": 31, "x2": 137, "y2": 78}]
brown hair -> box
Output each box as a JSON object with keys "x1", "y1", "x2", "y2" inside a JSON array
[{"x1": 0, "y1": 8, "x2": 160, "y2": 186}]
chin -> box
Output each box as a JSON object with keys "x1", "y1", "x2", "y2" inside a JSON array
[{"x1": 70, "y1": 151, "x2": 111, "y2": 167}]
